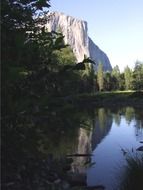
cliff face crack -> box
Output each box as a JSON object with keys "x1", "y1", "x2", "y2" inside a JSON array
[{"x1": 45, "y1": 11, "x2": 112, "y2": 71}]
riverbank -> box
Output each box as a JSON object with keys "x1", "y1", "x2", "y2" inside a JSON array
[
  {"x1": 77, "y1": 91, "x2": 143, "y2": 107},
  {"x1": 49, "y1": 91, "x2": 143, "y2": 107}
]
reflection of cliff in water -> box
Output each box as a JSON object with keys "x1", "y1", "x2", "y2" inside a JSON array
[
  {"x1": 92, "y1": 108, "x2": 113, "y2": 151},
  {"x1": 71, "y1": 128, "x2": 92, "y2": 173},
  {"x1": 71, "y1": 108, "x2": 113, "y2": 172}
]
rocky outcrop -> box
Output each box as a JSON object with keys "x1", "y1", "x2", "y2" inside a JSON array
[
  {"x1": 89, "y1": 37, "x2": 112, "y2": 71},
  {"x1": 45, "y1": 12, "x2": 112, "y2": 71}
]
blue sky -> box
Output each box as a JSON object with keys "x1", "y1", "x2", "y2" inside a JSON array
[{"x1": 49, "y1": 0, "x2": 143, "y2": 71}]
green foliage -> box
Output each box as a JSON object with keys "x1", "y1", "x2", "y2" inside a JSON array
[
  {"x1": 111, "y1": 65, "x2": 121, "y2": 90},
  {"x1": 132, "y1": 61, "x2": 143, "y2": 90},
  {"x1": 95, "y1": 61, "x2": 143, "y2": 92},
  {"x1": 120, "y1": 154, "x2": 143, "y2": 190},
  {"x1": 112, "y1": 65, "x2": 120, "y2": 76},
  {"x1": 2, "y1": 101, "x2": 94, "y2": 189},
  {"x1": 119, "y1": 73, "x2": 125, "y2": 90},
  {"x1": 97, "y1": 63, "x2": 104, "y2": 91},
  {"x1": 124, "y1": 66, "x2": 133, "y2": 90},
  {"x1": 104, "y1": 72, "x2": 112, "y2": 91},
  {"x1": 53, "y1": 46, "x2": 76, "y2": 66}
]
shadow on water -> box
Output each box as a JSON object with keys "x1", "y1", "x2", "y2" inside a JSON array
[{"x1": 2, "y1": 105, "x2": 143, "y2": 189}]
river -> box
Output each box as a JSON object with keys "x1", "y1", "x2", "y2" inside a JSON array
[
  {"x1": 86, "y1": 107, "x2": 143, "y2": 189},
  {"x1": 48, "y1": 106, "x2": 143, "y2": 189},
  {"x1": 3, "y1": 105, "x2": 143, "y2": 189}
]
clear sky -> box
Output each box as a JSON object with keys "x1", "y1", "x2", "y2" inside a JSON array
[{"x1": 49, "y1": 0, "x2": 143, "y2": 71}]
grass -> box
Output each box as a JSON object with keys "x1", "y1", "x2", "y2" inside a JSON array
[
  {"x1": 69, "y1": 90, "x2": 143, "y2": 108},
  {"x1": 26, "y1": 90, "x2": 143, "y2": 110},
  {"x1": 120, "y1": 153, "x2": 143, "y2": 190}
]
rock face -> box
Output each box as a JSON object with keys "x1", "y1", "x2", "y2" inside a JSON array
[
  {"x1": 89, "y1": 38, "x2": 112, "y2": 71},
  {"x1": 45, "y1": 12, "x2": 112, "y2": 71}
]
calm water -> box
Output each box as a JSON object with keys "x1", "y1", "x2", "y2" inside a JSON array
[
  {"x1": 42, "y1": 106, "x2": 143, "y2": 189},
  {"x1": 86, "y1": 107, "x2": 143, "y2": 189},
  {"x1": 4, "y1": 104, "x2": 143, "y2": 189}
]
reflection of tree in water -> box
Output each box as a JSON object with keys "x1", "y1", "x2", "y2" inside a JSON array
[
  {"x1": 34, "y1": 108, "x2": 94, "y2": 157},
  {"x1": 135, "y1": 108, "x2": 143, "y2": 128},
  {"x1": 112, "y1": 107, "x2": 136, "y2": 126},
  {"x1": 124, "y1": 107, "x2": 135, "y2": 124},
  {"x1": 113, "y1": 113, "x2": 121, "y2": 126},
  {"x1": 109, "y1": 107, "x2": 122, "y2": 126},
  {"x1": 134, "y1": 110, "x2": 143, "y2": 141},
  {"x1": 92, "y1": 108, "x2": 113, "y2": 151},
  {"x1": 37, "y1": 125, "x2": 79, "y2": 157},
  {"x1": 118, "y1": 107, "x2": 143, "y2": 141},
  {"x1": 121, "y1": 107, "x2": 143, "y2": 141},
  {"x1": 135, "y1": 120, "x2": 143, "y2": 141},
  {"x1": 3, "y1": 104, "x2": 143, "y2": 189},
  {"x1": 2, "y1": 106, "x2": 94, "y2": 189},
  {"x1": 98, "y1": 108, "x2": 107, "y2": 131}
]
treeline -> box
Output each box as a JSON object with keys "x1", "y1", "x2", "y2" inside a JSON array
[{"x1": 95, "y1": 62, "x2": 143, "y2": 91}]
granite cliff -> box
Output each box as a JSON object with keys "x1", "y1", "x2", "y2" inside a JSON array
[{"x1": 45, "y1": 12, "x2": 112, "y2": 71}]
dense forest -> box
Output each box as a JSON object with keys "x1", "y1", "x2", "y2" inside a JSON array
[
  {"x1": 1, "y1": 0, "x2": 143, "y2": 190},
  {"x1": 96, "y1": 62, "x2": 143, "y2": 91}
]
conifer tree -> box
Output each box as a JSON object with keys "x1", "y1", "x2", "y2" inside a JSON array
[
  {"x1": 132, "y1": 61, "x2": 143, "y2": 90},
  {"x1": 124, "y1": 66, "x2": 133, "y2": 90},
  {"x1": 97, "y1": 63, "x2": 104, "y2": 91}
]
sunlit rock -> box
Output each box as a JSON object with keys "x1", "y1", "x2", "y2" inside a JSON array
[
  {"x1": 89, "y1": 37, "x2": 112, "y2": 71},
  {"x1": 45, "y1": 12, "x2": 112, "y2": 71}
]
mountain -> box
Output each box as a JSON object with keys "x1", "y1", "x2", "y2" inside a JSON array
[
  {"x1": 89, "y1": 37, "x2": 112, "y2": 71},
  {"x1": 45, "y1": 12, "x2": 112, "y2": 71}
]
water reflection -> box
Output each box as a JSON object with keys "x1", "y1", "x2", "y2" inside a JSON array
[
  {"x1": 135, "y1": 120, "x2": 143, "y2": 141},
  {"x1": 92, "y1": 108, "x2": 113, "y2": 150},
  {"x1": 37, "y1": 106, "x2": 142, "y2": 158},
  {"x1": 4, "y1": 104, "x2": 143, "y2": 189},
  {"x1": 39, "y1": 106, "x2": 143, "y2": 189},
  {"x1": 125, "y1": 107, "x2": 135, "y2": 124},
  {"x1": 87, "y1": 107, "x2": 143, "y2": 190},
  {"x1": 37, "y1": 109, "x2": 94, "y2": 157},
  {"x1": 71, "y1": 128, "x2": 92, "y2": 173}
]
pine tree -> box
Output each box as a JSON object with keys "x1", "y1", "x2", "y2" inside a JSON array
[
  {"x1": 132, "y1": 61, "x2": 143, "y2": 90},
  {"x1": 111, "y1": 65, "x2": 121, "y2": 90},
  {"x1": 124, "y1": 66, "x2": 133, "y2": 90},
  {"x1": 97, "y1": 63, "x2": 104, "y2": 91}
]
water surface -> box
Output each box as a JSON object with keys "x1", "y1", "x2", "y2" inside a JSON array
[{"x1": 87, "y1": 107, "x2": 143, "y2": 189}]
